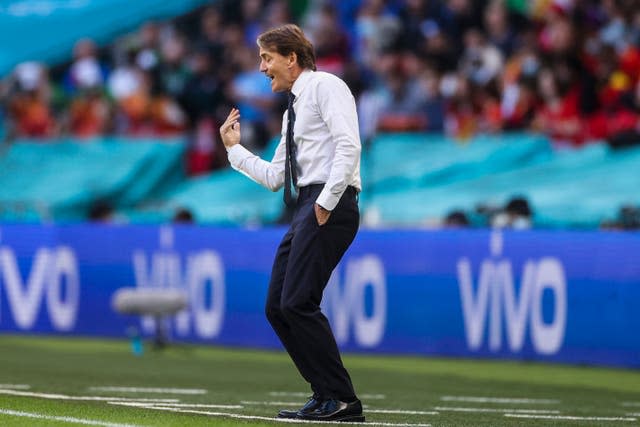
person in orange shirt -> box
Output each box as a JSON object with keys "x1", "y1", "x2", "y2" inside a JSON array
[
  {"x1": 68, "y1": 87, "x2": 111, "y2": 138},
  {"x1": 8, "y1": 62, "x2": 57, "y2": 139}
]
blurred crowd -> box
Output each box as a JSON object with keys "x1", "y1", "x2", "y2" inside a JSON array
[{"x1": 3, "y1": 0, "x2": 640, "y2": 179}]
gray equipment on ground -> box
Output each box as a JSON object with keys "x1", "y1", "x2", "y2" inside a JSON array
[{"x1": 111, "y1": 287, "x2": 188, "y2": 348}]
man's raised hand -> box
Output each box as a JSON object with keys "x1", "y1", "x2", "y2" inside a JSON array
[{"x1": 220, "y1": 108, "x2": 241, "y2": 148}]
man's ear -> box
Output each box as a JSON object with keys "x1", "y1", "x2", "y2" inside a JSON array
[{"x1": 288, "y1": 52, "x2": 297, "y2": 68}]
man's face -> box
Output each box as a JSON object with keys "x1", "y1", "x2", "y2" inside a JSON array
[{"x1": 259, "y1": 46, "x2": 294, "y2": 92}]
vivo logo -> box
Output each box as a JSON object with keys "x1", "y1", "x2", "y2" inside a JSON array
[
  {"x1": 0, "y1": 245, "x2": 80, "y2": 331},
  {"x1": 322, "y1": 254, "x2": 387, "y2": 348},
  {"x1": 456, "y1": 232, "x2": 567, "y2": 355},
  {"x1": 132, "y1": 227, "x2": 225, "y2": 339}
]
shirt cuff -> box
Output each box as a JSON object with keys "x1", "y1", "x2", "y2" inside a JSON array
[
  {"x1": 227, "y1": 144, "x2": 251, "y2": 167},
  {"x1": 316, "y1": 187, "x2": 342, "y2": 211}
]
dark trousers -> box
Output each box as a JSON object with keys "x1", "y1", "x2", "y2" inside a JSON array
[{"x1": 265, "y1": 184, "x2": 359, "y2": 400}]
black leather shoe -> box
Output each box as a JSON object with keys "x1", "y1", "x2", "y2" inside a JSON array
[
  {"x1": 277, "y1": 395, "x2": 323, "y2": 419},
  {"x1": 300, "y1": 398, "x2": 365, "y2": 422}
]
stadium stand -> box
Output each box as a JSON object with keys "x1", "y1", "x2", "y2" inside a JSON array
[{"x1": 1, "y1": 0, "x2": 640, "y2": 229}]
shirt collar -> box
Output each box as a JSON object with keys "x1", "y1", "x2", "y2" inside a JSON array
[{"x1": 291, "y1": 69, "x2": 313, "y2": 99}]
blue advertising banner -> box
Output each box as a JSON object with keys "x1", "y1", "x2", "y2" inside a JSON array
[{"x1": 0, "y1": 225, "x2": 638, "y2": 368}]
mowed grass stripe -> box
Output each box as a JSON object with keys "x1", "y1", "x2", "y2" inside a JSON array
[
  {"x1": 1, "y1": 335, "x2": 640, "y2": 426},
  {"x1": 109, "y1": 402, "x2": 433, "y2": 426},
  {"x1": 0, "y1": 385, "x2": 30, "y2": 390},
  {"x1": 434, "y1": 406, "x2": 560, "y2": 414},
  {"x1": 242, "y1": 402, "x2": 438, "y2": 416},
  {"x1": 440, "y1": 396, "x2": 559, "y2": 404},
  {"x1": 88, "y1": 386, "x2": 207, "y2": 394},
  {"x1": 241, "y1": 401, "x2": 304, "y2": 406},
  {"x1": 504, "y1": 414, "x2": 637, "y2": 422},
  {"x1": 269, "y1": 391, "x2": 386, "y2": 400},
  {"x1": 622, "y1": 402, "x2": 640, "y2": 407},
  {"x1": 0, "y1": 389, "x2": 179, "y2": 403},
  {"x1": 0, "y1": 408, "x2": 141, "y2": 427},
  {"x1": 367, "y1": 410, "x2": 438, "y2": 415},
  {"x1": 139, "y1": 403, "x2": 244, "y2": 409}
]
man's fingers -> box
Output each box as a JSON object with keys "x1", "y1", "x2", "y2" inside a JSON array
[
  {"x1": 221, "y1": 109, "x2": 240, "y2": 134},
  {"x1": 223, "y1": 111, "x2": 239, "y2": 127}
]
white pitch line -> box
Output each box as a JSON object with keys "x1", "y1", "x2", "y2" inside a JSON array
[
  {"x1": 106, "y1": 402, "x2": 154, "y2": 408},
  {"x1": 505, "y1": 414, "x2": 637, "y2": 422},
  {"x1": 435, "y1": 406, "x2": 560, "y2": 414},
  {"x1": 135, "y1": 403, "x2": 244, "y2": 409},
  {"x1": 626, "y1": 413, "x2": 640, "y2": 416},
  {"x1": 105, "y1": 398, "x2": 181, "y2": 403},
  {"x1": 440, "y1": 395, "x2": 559, "y2": 404},
  {"x1": 0, "y1": 384, "x2": 30, "y2": 390},
  {"x1": 88, "y1": 386, "x2": 206, "y2": 395},
  {"x1": 622, "y1": 402, "x2": 640, "y2": 407},
  {"x1": 242, "y1": 401, "x2": 304, "y2": 406},
  {"x1": 0, "y1": 388, "x2": 179, "y2": 403},
  {"x1": 269, "y1": 391, "x2": 386, "y2": 400},
  {"x1": 367, "y1": 409, "x2": 439, "y2": 415},
  {"x1": 108, "y1": 402, "x2": 431, "y2": 426},
  {"x1": 0, "y1": 408, "x2": 142, "y2": 427}
]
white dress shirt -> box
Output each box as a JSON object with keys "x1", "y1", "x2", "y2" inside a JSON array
[{"x1": 227, "y1": 69, "x2": 362, "y2": 211}]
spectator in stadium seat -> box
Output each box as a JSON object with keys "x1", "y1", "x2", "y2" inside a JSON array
[
  {"x1": 531, "y1": 67, "x2": 586, "y2": 147},
  {"x1": 483, "y1": 0, "x2": 518, "y2": 57},
  {"x1": 67, "y1": 86, "x2": 111, "y2": 138},
  {"x1": 7, "y1": 62, "x2": 57, "y2": 138},
  {"x1": 7, "y1": 0, "x2": 640, "y2": 157},
  {"x1": 262, "y1": 0, "x2": 292, "y2": 30},
  {"x1": 353, "y1": 0, "x2": 402, "y2": 69},
  {"x1": 417, "y1": 64, "x2": 445, "y2": 132},
  {"x1": 114, "y1": 69, "x2": 154, "y2": 136},
  {"x1": 220, "y1": 24, "x2": 364, "y2": 423},
  {"x1": 180, "y1": 46, "x2": 229, "y2": 174},
  {"x1": 420, "y1": 19, "x2": 458, "y2": 72},
  {"x1": 240, "y1": 0, "x2": 265, "y2": 47},
  {"x1": 304, "y1": 3, "x2": 350, "y2": 77},
  {"x1": 148, "y1": 86, "x2": 187, "y2": 136},
  {"x1": 197, "y1": 6, "x2": 225, "y2": 64},
  {"x1": 459, "y1": 28, "x2": 504, "y2": 87},
  {"x1": 491, "y1": 196, "x2": 533, "y2": 229},
  {"x1": 133, "y1": 22, "x2": 162, "y2": 73},
  {"x1": 360, "y1": 65, "x2": 428, "y2": 134},
  {"x1": 603, "y1": 75, "x2": 640, "y2": 148},
  {"x1": 444, "y1": 74, "x2": 501, "y2": 139},
  {"x1": 396, "y1": 0, "x2": 432, "y2": 53},
  {"x1": 499, "y1": 34, "x2": 540, "y2": 130},
  {"x1": 107, "y1": 49, "x2": 149, "y2": 136},
  {"x1": 63, "y1": 39, "x2": 109, "y2": 96},
  {"x1": 64, "y1": 45, "x2": 112, "y2": 138},
  {"x1": 155, "y1": 34, "x2": 191, "y2": 101},
  {"x1": 172, "y1": 207, "x2": 195, "y2": 224},
  {"x1": 437, "y1": 0, "x2": 484, "y2": 56},
  {"x1": 444, "y1": 209, "x2": 470, "y2": 227},
  {"x1": 87, "y1": 199, "x2": 115, "y2": 223}
]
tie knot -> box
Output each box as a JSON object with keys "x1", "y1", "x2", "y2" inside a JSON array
[{"x1": 288, "y1": 91, "x2": 295, "y2": 107}]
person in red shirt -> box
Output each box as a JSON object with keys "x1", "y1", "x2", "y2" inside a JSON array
[{"x1": 532, "y1": 67, "x2": 586, "y2": 147}]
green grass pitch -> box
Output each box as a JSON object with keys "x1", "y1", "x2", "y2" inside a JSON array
[{"x1": 0, "y1": 335, "x2": 639, "y2": 426}]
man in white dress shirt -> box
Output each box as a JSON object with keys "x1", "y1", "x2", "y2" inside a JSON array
[{"x1": 219, "y1": 24, "x2": 364, "y2": 423}]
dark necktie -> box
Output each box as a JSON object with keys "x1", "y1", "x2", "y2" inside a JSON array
[{"x1": 284, "y1": 91, "x2": 298, "y2": 206}]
